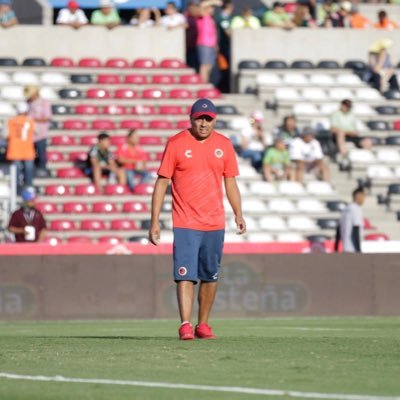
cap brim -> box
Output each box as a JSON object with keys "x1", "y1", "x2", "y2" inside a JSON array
[{"x1": 191, "y1": 112, "x2": 217, "y2": 119}]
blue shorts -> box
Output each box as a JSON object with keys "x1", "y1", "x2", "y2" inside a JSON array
[
  {"x1": 173, "y1": 228, "x2": 225, "y2": 283},
  {"x1": 197, "y1": 46, "x2": 216, "y2": 65}
]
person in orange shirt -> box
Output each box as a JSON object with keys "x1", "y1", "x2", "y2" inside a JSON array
[
  {"x1": 149, "y1": 98, "x2": 246, "y2": 340},
  {"x1": 6, "y1": 102, "x2": 36, "y2": 188},
  {"x1": 374, "y1": 10, "x2": 398, "y2": 30},
  {"x1": 350, "y1": 5, "x2": 371, "y2": 29}
]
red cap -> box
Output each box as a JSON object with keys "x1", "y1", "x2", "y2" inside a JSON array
[{"x1": 68, "y1": 0, "x2": 79, "y2": 8}]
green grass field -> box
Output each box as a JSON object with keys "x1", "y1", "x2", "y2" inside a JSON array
[{"x1": 0, "y1": 318, "x2": 399, "y2": 400}]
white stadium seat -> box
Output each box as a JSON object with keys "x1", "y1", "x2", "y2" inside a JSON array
[
  {"x1": 355, "y1": 88, "x2": 382, "y2": 101},
  {"x1": 293, "y1": 103, "x2": 319, "y2": 115},
  {"x1": 161, "y1": 231, "x2": 174, "y2": 243},
  {"x1": 276, "y1": 232, "x2": 304, "y2": 242},
  {"x1": 40, "y1": 87, "x2": 58, "y2": 100},
  {"x1": 1, "y1": 86, "x2": 24, "y2": 100},
  {"x1": 247, "y1": 232, "x2": 274, "y2": 242},
  {"x1": 348, "y1": 149, "x2": 376, "y2": 164},
  {"x1": 367, "y1": 165, "x2": 393, "y2": 179},
  {"x1": 319, "y1": 103, "x2": 339, "y2": 115},
  {"x1": 12, "y1": 72, "x2": 39, "y2": 85},
  {"x1": 236, "y1": 181, "x2": 249, "y2": 196},
  {"x1": 309, "y1": 74, "x2": 335, "y2": 86},
  {"x1": 336, "y1": 74, "x2": 361, "y2": 86},
  {"x1": 283, "y1": 73, "x2": 308, "y2": 85},
  {"x1": 230, "y1": 116, "x2": 251, "y2": 131},
  {"x1": 297, "y1": 198, "x2": 327, "y2": 213},
  {"x1": 269, "y1": 199, "x2": 296, "y2": 213},
  {"x1": 256, "y1": 73, "x2": 282, "y2": 85},
  {"x1": 40, "y1": 72, "x2": 69, "y2": 85},
  {"x1": 306, "y1": 181, "x2": 334, "y2": 195},
  {"x1": 242, "y1": 199, "x2": 268, "y2": 213},
  {"x1": 0, "y1": 72, "x2": 10, "y2": 84},
  {"x1": 356, "y1": 120, "x2": 368, "y2": 132},
  {"x1": 311, "y1": 118, "x2": 330, "y2": 131},
  {"x1": 224, "y1": 232, "x2": 245, "y2": 242},
  {"x1": 278, "y1": 181, "x2": 305, "y2": 196},
  {"x1": 239, "y1": 164, "x2": 259, "y2": 178},
  {"x1": 394, "y1": 166, "x2": 400, "y2": 178},
  {"x1": 230, "y1": 216, "x2": 257, "y2": 231},
  {"x1": 287, "y1": 216, "x2": 317, "y2": 231},
  {"x1": 275, "y1": 88, "x2": 300, "y2": 100},
  {"x1": 301, "y1": 88, "x2": 327, "y2": 101},
  {"x1": 376, "y1": 149, "x2": 400, "y2": 164},
  {"x1": 248, "y1": 181, "x2": 277, "y2": 196},
  {"x1": 259, "y1": 216, "x2": 287, "y2": 231},
  {"x1": 352, "y1": 104, "x2": 376, "y2": 116},
  {"x1": 0, "y1": 183, "x2": 10, "y2": 197},
  {"x1": 0, "y1": 102, "x2": 16, "y2": 117},
  {"x1": 328, "y1": 88, "x2": 354, "y2": 100}
]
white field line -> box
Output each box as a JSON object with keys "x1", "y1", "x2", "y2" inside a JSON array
[{"x1": 0, "y1": 372, "x2": 399, "y2": 400}]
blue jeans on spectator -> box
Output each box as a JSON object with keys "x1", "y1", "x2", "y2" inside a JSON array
[
  {"x1": 239, "y1": 149, "x2": 264, "y2": 171},
  {"x1": 15, "y1": 160, "x2": 35, "y2": 188},
  {"x1": 126, "y1": 169, "x2": 151, "y2": 191},
  {"x1": 35, "y1": 138, "x2": 47, "y2": 171}
]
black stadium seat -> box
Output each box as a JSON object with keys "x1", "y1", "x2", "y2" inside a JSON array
[
  {"x1": 317, "y1": 60, "x2": 340, "y2": 69},
  {"x1": 384, "y1": 90, "x2": 400, "y2": 100},
  {"x1": 366, "y1": 121, "x2": 390, "y2": 131},
  {"x1": 344, "y1": 60, "x2": 368, "y2": 71},
  {"x1": 326, "y1": 200, "x2": 347, "y2": 212},
  {"x1": 216, "y1": 105, "x2": 239, "y2": 115},
  {"x1": 70, "y1": 74, "x2": 93, "y2": 84},
  {"x1": 385, "y1": 136, "x2": 400, "y2": 146},
  {"x1": 238, "y1": 60, "x2": 261, "y2": 69},
  {"x1": 49, "y1": 121, "x2": 59, "y2": 130},
  {"x1": 128, "y1": 236, "x2": 149, "y2": 243},
  {"x1": 317, "y1": 218, "x2": 339, "y2": 230},
  {"x1": 388, "y1": 184, "x2": 400, "y2": 195},
  {"x1": 215, "y1": 120, "x2": 229, "y2": 129},
  {"x1": 375, "y1": 106, "x2": 398, "y2": 115},
  {"x1": 52, "y1": 105, "x2": 71, "y2": 115},
  {"x1": 59, "y1": 88, "x2": 82, "y2": 99},
  {"x1": 22, "y1": 58, "x2": 46, "y2": 67},
  {"x1": 0, "y1": 57, "x2": 18, "y2": 66},
  {"x1": 265, "y1": 60, "x2": 287, "y2": 69},
  {"x1": 307, "y1": 234, "x2": 330, "y2": 243},
  {"x1": 363, "y1": 136, "x2": 382, "y2": 146},
  {"x1": 291, "y1": 60, "x2": 314, "y2": 69}
]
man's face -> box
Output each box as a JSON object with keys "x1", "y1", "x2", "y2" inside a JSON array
[
  {"x1": 341, "y1": 104, "x2": 351, "y2": 113},
  {"x1": 302, "y1": 134, "x2": 313, "y2": 143},
  {"x1": 69, "y1": 7, "x2": 78, "y2": 14},
  {"x1": 190, "y1": 115, "x2": 216, "y2": 140},
  {"x1": 0, "y1": 4, "x2": 10, "y2": 13},
  {"x1": 166, "y1": 4, "x2": 176, "y2": 15},
  {"x1": 101, "y1": 6, "x2": 111, "y2": 15},
  {"x1": 128, "y1": 133, "x2": 139, "y2": 146},
  {"x1": 99, "y1": 138, "x2": 110, "y2": 150},
  {"x1": 355, "y1": 192, "x2": 366, "y2": 206},
  {"x1": 275, "y1": 140, "x2": 286, "y2": 151},
  {"x1": 286, "y1": 117, "x2": 296, "y2": 131},
  {"x1": 275, "y1": 6, "x2": 284, "y2": 14},
  {"x1": 25, "y1": 200, "x2": 35, "y2": 208}
]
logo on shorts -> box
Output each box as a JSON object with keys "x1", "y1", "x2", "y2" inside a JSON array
[
  {"x1": 178, "y1": 267, "x2": 188, "y2": 276},
  {"x1": 215, "y1": 149, "x2": 224, "y2": 158},
  {"x1": 184, "y1": 150, "x2": 192, "y2": 158},
  {"x1": 212, "y1": 272, "x2": 218, "y2": 280}
]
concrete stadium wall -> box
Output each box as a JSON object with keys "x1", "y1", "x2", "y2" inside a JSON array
[
  {"x1": 0, "y1": 254, "x2": 399, "y2": 320},
  {"x1": 0, "y1": 26, "x2": 185, "y2": 62}
]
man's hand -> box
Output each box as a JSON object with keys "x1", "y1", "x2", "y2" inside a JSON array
[
  {"x1": 149, "y1": 221, "x2": 161, "y2": 245},
  {"x1": 235, "y1": 215, "x2": 247, "y2": 235}
]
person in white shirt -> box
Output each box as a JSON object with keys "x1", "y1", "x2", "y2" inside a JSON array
[
  {"x1": 56, "y1": 0, "x2": 88, "y2": 28},
  {"x1": 289, "y1": 126, "x2": 330, "y2": 182},
  {"x1": 130, "y1": 8, "x2": 161, "y2": 28},
  {"x1": 335, "y1": 187, "x2": 365, "y2": 253},
  {"x1": 160, "y1": 1, "x2": 186, "y2": 29}
]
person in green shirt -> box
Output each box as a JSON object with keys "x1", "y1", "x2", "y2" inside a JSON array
[
  {"x1": 263, "y1": 1, "x2": 294, "y2": 29},
  {"x1": 91, "y1": 0, "x2": 121, "y2": 29},
  {"x1": 262, "y1": 137, "x2": 293, "y2": 182},
  {"x1": 231, "y1": 7, "x2": 261, "y2": 29}
]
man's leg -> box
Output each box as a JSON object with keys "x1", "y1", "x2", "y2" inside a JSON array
[
  {"x1": 23, "y1": 160, "x2": 35, "y2": 187},
  {"x1": 198, "y1": 281, "x2": 218, "y2": 325},
  {"x1": 294, "y1": 160, "x2": 305, "y2": 183},
  {"x1": 332, "y1": 131, "x2": 347, "y2": 155},
  {"x1": 177, "y1": 281, "x2": 195, "y2": 323}
]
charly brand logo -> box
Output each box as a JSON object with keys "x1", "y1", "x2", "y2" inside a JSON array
[
  {"x1": 215, "y1": 149, "x2": 224, "y2": 158},
  {"x1": 178, "y1": 267, "x2": 187, "y2": 276},
  {"x1": 202, "y1": 103, "x2": 208, "y2": 109},
  {"x1": 184, "y1": 150, "x2": 192, "y2": 158},
  {"x1": 0, "y1": 285, "x2": 36, "y2": 318}
]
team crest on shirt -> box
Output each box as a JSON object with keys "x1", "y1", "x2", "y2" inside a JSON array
[
  {"x1": 184, "y1": 150, "x2": 192, "y2": 158},
  {"x1": 178, "y1": 267, "x2": 188, "y2": 276},
  {"x1": 215, "y1": 149, "x2": 224, "y2": 158}
]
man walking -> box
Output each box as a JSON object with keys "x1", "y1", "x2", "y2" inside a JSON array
[{"x1": 149, "y1": 98, "x2": 246, "y2": 340}]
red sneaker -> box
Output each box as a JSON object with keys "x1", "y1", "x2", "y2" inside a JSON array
[
  {"x1": 195, "y1": 323, "x2": 216, "y2": 339},
  {"x1": 179, "y1": 322, "x2": 194, "y2": 340}
]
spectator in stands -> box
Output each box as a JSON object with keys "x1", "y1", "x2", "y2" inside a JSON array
[
  {"x1": 292, "y1": 4, "x2": 317, "y2": 27},
  {"x1": 185, "y1": 2, "x2": 200, "y2": 70},
  {"x1": 325, "y1": 0, "x2": 351, "y2": 28},
  {"x1": 330, "y1": 99, "x2": 372, "y2": 158},
  {"x1": 8, "y1": 187, "x2": 47, "y2": 243},
  {"x1": 262, "y1": 137, "x2": 293, "y2": 182},
  {"x1": 86, "y1": 132, "x2": 126, "y2": 191},
  {"x1": 56, "y1": 1, "x2": 88, "y2": 28},
  {"x1": 373, "y1": 10, "x2": 398, "y2": 30},
  {"x1": 289, "y1": 126, "x2": 330, "y2": 183},
  {"x1": 368, "y1": 39, "x2": 399, "y2": 93},
  {"x1": 161, "y1": 2, "x2": 186, "y2": 29},
  {"x1": 272, "y1": 115, "x2": 300, "y2": 146},
  {"x1": 0, "y1": 0, "x2": 17, "y2": 28},
  {"x1": 317, "y1": 0, "x2": 335, "y2": 27},
  {"x1": 335, "y1": 187, "x2": 365, "y2": 253},
  {"x1": 90, "y1": 0, "x2": 121, "y2": 29},
  {"x1": 231, "y1": 7, "x2": 261, "y2": 29},
  {"x1": 263, "y1": 2, "x2": 295, "y2": 29},
  {"x1": 196, "y1": 0, "x2": 220, "y2": 83},
  {"x1": 349, "y1": 5, "x2": 371, "y2": 29},
  {"x1": 130, "y1": 8, "x2": 161, "y2": 27},
  {"x1": 116, "y1": 130, "x2": 151, "y2": 192},
  {"x1": 24, "y1": 86, "x2": 52, "y2": 178},
  {"x1": 6, "y1": 103, "x2": 35, "y2": 189}
]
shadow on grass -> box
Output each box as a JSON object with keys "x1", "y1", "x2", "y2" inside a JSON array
[{"x1": 31, "y1": 336, "x2": 177, "y2": 340}]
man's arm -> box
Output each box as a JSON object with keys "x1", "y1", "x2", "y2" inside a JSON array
[
  {"x1": 149, "y1": 176, "x2": 170, "y2": 245},
  {"x1": 224, "y1": 177, "x2": 246, "y2": 234},
  {"x1": 38, "y1": 228, "x2": 47, "y2": 242},
  {"x1": 8, "y1": 226, "x2": 24, "y2": 235},
  {"x1": 351, "y1": 226, "x2": 361, "y2": 253}
]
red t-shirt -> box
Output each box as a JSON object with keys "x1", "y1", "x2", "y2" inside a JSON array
[
  {"x1": 158, "y1": 130, "x2": 239, "y2": 231},
  {"x1": 116, "y1": 144, "x2": 148, "y2": 170}
]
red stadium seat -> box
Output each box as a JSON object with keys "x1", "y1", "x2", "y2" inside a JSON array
[
  {"x1": 87, "y1": 88, "x2": 111, "y2": 99},
  {"x1": 92, "y1": 120, "x2": 116, "y2": 130},
  {"x1": 56, "y1": 167, "x2": 86, "y2": 179},
  {"x1": 103, "y1": 105, "x2": 127, "y2": 115},
  {"x1": 110, "y1": 136, "x2": 126, "y2": 146},
  {"x1": 80, "y1": 135, "x2": 97, "y2": 146},
  {"x1": 133, "y1": 183, "x2": 154, "y2": 195},
  {"x1": 159, "y1": 105, "x2": 185, "y2": 115},
  {"x1": 105, "y1": 58, "x2": 129, "y2": 68},
  {"x1": 148, "y1": 120, "x2": 173, "y2": 129},
  {"x1": 176, "y1": 120, "x2": 191, "y2": 129},
  {"x1": 110, "y1": 219, "x2": 137, "y2": 230},
  {"x1": 81, "y1": 219, "x2": 107, "y2": 231},
  {"x1": 132, "y1": 58, "x2": 157, "y2": 68},
  {"x1": 51, "y1": 135, "x2": 75, "y2": 146},
  {"x1": 179, "y1": 74, "x2": 202, "y2": 84},
  {"x1": 169, "y1": 89, "x2": 193, "y2": 99},
  {"x1": 104, "y1": 184, "x2": 130, "y2": 195},
  {"x1": 51, "y1": 57, "x2": 74, "y2": 67},
  {"x1": 62, "y1": 120, "x2": 88, "y2": 130},
  {"x1": 43, "y1": 236, "x2": 63, "y2": 245},
  {"x1": 122, "y1": 201, "x2": 148, "y2": 213},
  {"x1": 50, "y1": 219, "x2": 77, "y2": 231},
  {"x1": 124, "y1": 74, "x2": 148, "y2": 84},
  {"x1": 139, "y1": 136, "x2": 163, "y2": 145},
  {"x1": 155, "y1": 151, "x2": 164, "y2": 161},
  {"x1": 67, "y1": 236, "x2": 93, "y2": 244},
  {"x1": 120, "y1": 120, "x2": 145, "y2": 129},
  {"x1": 92, "y1": 202, "x2": 117, "y2": 213},
  {"x1": 35, "y1": 202, "x2": 58, "y2": 214},
  {"x1": 74, "y1": 184, "x2": 100, "y2": 196},
  {"x1": 97, "y1": 74, "x2": 121, "y2": 84},
  {"x1": 63, "y1": 202, "x2": 89, "y2": 214},
  {"x1": 364, "y1": 233, "x2": 390, "y2": 241},
  {"x1": 98, "y1": 236, "x2": 123, "y2": 244},
  {"x1": 363, "y1": 218, "x2": 376, "y2": 230},
  {"x1": 159, "y1": 58, "x2": 186, "y2": 68},
  {"x1": 114, "y1": 89, "x2": 137, "y2": 99},
  {"x1": 393, "y1": 120, "x2": 400, "y2": 130},
  {"x1": 69, "y1": 151, "x2": 88, "y2": 163},
  {"x1": 197, "y1": 88, "x2": 222, "y2": 99},
  {"x1": 75, "y1": 104, "x2": 100, "y2": 115},
  {"x1": 142, "y1": 89, "x2": 167, "y2": 99},
  {"x1": 46, "y1": 151, "x2": 64, "y2": 162},
  {"x1": 131, "y1": 105, "x2": 155, "y2": 115},
  {"x1": 152, "y1": 75, "x2": 175, "y2": 84},
  {"x1": 44, "y1": 184, "x2": 71, "y2": 196},
  {"x1": 78, "y1": 58, "x2": 102, "y2": 68}
]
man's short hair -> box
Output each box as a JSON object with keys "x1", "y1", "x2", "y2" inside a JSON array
[
  {"x1": 98, "y1": 132, "x2": 110, "y2": 141},
  {"x1": 378, "y1": 10, "x2": 387, "y2": 18},
  {"x1": 341, "y1": 99, "x2": 352, "y2": 108},
  {"x1": 273, "y1": 1, "x2": 284, "y2": 8},
  {"x1": 127, "y1": 129, "x2": 137, "y2": 137},
  {"x1": 352, "y1": 187, "x2": 364, "y2": 199}
]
